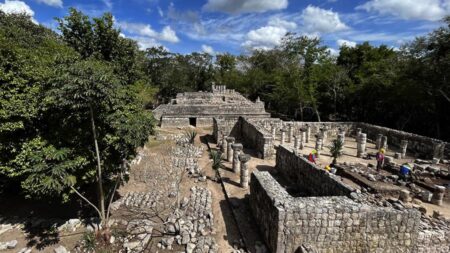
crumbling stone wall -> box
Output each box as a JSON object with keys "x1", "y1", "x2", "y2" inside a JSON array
[
  {"x1": 357, "y1": 123, "x2": 449, "y2": 158},
  {"x1": 276, "y1": 145, "x2": 353, "y2": 196},
  {"x1": 250, "y1": 171, "x2": 422, "y2": 253}
]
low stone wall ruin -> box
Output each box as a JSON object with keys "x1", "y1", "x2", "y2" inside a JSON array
[
  {"x1": 276, "y1": 145, "x2": 354, "y2": 196},
  {"x1": 357, "y1": 122, "x2": 449, "y2": 158},
  {"x1": 250, "y1": 171, "x2": 422, "y2": 253}
]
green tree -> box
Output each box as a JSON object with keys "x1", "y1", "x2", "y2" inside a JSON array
[{"x1": 48, "y1": 58, "x2": 153, "y2": 227}]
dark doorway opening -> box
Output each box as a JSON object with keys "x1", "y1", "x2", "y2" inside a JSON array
[{"x1": 189, "y1": 117, "x2": 197, "y2": 127}]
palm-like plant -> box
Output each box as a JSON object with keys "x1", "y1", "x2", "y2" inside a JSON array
[
  {"x1": 329, "y1": 138, "x2": 344, "y2": 165},
  {"x1": 184, "y1": 130, "x2": 197, "y2": 144},
  {"x1": 210, "y1": 150, "x2": 223, "y2": 181}
]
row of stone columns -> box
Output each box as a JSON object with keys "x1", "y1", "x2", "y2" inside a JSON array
[
  {"x1": 219, "y1": 135, "x2": 251, "y2": 188},
  {"x1": 270, "y1": 123, "x2": 312, "y2": 144}
]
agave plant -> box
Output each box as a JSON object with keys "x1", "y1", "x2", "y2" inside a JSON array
[
  {"x1": 329, "y1": 138, "x2": 344, "y2": 165},
  {"x1": 184, "y1": 130, "x2": 197, "y2": 144},
  {"x1": 210, "y1": 150, "x2": 223, "y2": 182}
]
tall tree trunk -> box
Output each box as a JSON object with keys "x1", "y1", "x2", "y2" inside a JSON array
[{"x1": 90, "y1": 105, "x2": 106, "y2": 224}]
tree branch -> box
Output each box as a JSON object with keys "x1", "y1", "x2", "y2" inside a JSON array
[{"x1": 438, "y1": 89, "x2": 450, "y2": 103}]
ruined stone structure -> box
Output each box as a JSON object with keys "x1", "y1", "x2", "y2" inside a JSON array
[
  {"x1": 153, "y1": 85, "x2": 269, "y2": 128},
  {"x1": 250, "y1": 145, "x2": 450, "y2": 253},
  {"x1": 153, "y1": 87, "x2": 450, "y2": 253}
]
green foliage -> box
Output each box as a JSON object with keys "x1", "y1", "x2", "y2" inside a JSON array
[
  {"x1": 82, "y1": 231, "x2": 97, "y2": 252},
  {"x1": 210, "y1": 150, "x2": 223, "y2": 171},
  {"x1": 184, "y1": 130, "x2": 198, "y2": 144},
  {"x1": 328, "y1": 139, "x2": 344, "y2": 165},
  {"x1": 0, "y1": 10, "x2": 155, "y2": 206}
]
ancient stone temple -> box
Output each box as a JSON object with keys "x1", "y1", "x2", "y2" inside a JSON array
[{"x1": 153, "y1": 85, "x2": 270, "y2": 128}]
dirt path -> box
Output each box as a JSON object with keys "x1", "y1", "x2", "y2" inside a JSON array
[{"x1": 196, "y1": 131, "x2": 242, "y2": 252}]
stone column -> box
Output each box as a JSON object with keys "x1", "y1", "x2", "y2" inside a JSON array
[
  {"x1": 338, "y1": 128, "x2": 346, "y2": 144},
  {"x1": 399, "y1": 189, "x2": 412, "y2": 203},
  {"x1": 226, "y1": 137, "x2": 235, "y2": 162},
  {"x1": 271, "y1": 125, "x2": 276, "y2": 139},
  {"x1": 300, "y1": 130, "x2": 306, "y2": 149},
  {"x1": 337, "y1": 133, "x2": 345, "y2": 145},
  {"x1": 305, "y1": 124, "x2": 310, "y2": 143},
  {"x1": 355, "y1": 128, "x2": 362, "y2": 140},
  {"x1": 376, "y1": 134, "x2": 383, "y2": 150},
  {"x1": 280, "y1": 129, "x2": 286, "y2": 145},
  {"x1": 315, "y1": 135, "x2": 323, "y2": 157},
  {"x1": 239, "y1": 154, "x2": 251, "y2": 188},
  {"x1": 381, "y1": 136, "x2": 388, "y2": 150},
  {"x1": 221, "y1": 136, "x2": 228, "y2": 153},
  {"x1": 294, "y1": 135, "x2": 300, "y2": 150},
  {"x1": 400, "y1": 140, "x2": 408, "y2": 159},
  {"x1": 433, "y1": 142, "x2": 445, "y2": 160},
  {"x1": 231, "y1": 143, "x2": 243, "y2": 173},
  {"x1": 431, "y1": 185, "x2": 445, "y2": 206},
  {"x1": 439, "y1": 143, "x2": 446, "y2": 160},
  {"x1": 287, "y1": 123, "x2": 293, "y2": 143},
  {"x1": 357, "y1": 133, "x2": 367, "y2": 158},
  {"x1": 320, "y1": 127, "x2": 328, "y2": 144}
]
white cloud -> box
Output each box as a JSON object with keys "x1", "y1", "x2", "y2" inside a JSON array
[
  {"x1": 36, "y1": 0, "x2": 63, "y2": 8},
  {"x1": 0, "y1": 0, "x2": 37, "y2": 23},
  {"x1": 117, "y1": 21, "x2": 180, "y2": 49},
  {"x1": 130, "y1": 36, "x2": 160, "y2": 50},
  {"x1": 301, "y1": 5, "x2": 348, "y2": 34},
  {"x1": 239, "y1": 17, "x2": 297, "y2": 51},
  {"x1": 337, "y1": 39, "x2": 356, "y2": 48},
  {"x1": 118, "y1": 21, "x2": 158, "y2": 37},
  {"x1": 356, "y1": 0, "x2": 449, "y2": 21},
  {"x1": 242, "y1": 25, "x2": 288, "y2": 50},
  {"x1": 203, "y1": 0, "x2": 288, "y2": 14},
  {"x1": 201, "y1": 44, "x2": 215, "y2": 55},
  {"x1": 327, "y1": 48, "x2": 339, "y2": 56},
  {"x1": 268, "y1": 17, "x2": 297, "y2": 30},
  {"x1": 159, "y1": 26, "x2": 179, "y2": 43},
  {"x1": 157, "y1": 6, "x2": 163, "y2": 17},
  {"x1": 0, "y1": 0, "x2": 34, "y2": 15},
  {"x1": 101, "y1": 0, "x2": 112, "y2": 10}
]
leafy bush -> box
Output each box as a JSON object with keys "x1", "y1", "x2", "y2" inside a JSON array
[{"x1": 329, "y1": 139, "x2": 344, "y2": 164}]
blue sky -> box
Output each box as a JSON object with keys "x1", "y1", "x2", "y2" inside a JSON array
[{"x1": 1, "y1": 0, "x2": 449, "y2": 55}]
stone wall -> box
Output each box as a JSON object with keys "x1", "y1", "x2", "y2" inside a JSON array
[
  {"x1": 212, "y1": 117, "x2": 241, "y2": 142},
  {"x1": 357, "y1": 123, "x2": 449, "y2": 158},
  {"x1": 161, "y1": 117, "x2": 190, "y2": 128},
  {"x1": 196, "y1": 117, "x2": 214, "y2": 127},
  {"x1": 250, "y1": 171, "x2": 423, "y2": 253},
  {"x1": 240, "y1": 117, "x2": 274, "y2": 159},
  {"x1": 276, "y1": 145, "x2": 354, "y2": 196}
]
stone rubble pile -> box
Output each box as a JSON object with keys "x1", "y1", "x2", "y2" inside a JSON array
[
  {"x1": 0, "y1": 240, "x2": 17, "y2": 250},
  {"x1": 110, "y1": 186, "x2": 217, "y2": 253},
  {"x1": 158, "y1": 186, "x2": 217, "y2": 253},
  {"x1": 155, "y1": 133, "x2": 184, "y2": 141},
  {"x1": 171, "y1": 144, "x2": 204, "y2": 175},
  {"x1": 111, "y1": 191, "x2": 163, "y2": 210}
]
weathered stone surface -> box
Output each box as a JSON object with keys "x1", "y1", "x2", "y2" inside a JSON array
[
  {"x1": 250, "y1": 171, "x2": 425, "y2": 253},
  {"x1": 54, "y1": 246, "x2": 68, "y2": 253},
  {"x1": 154, "y1": 85, "x2": 270, "y2": 128}
]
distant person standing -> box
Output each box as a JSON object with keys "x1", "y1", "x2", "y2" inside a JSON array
[
  {"x1": 376, "y1": 148, "x2": 385, "y2": 171},
  {"x1": 308, "y1": 149, "x2": 318, "y2": 164}
]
